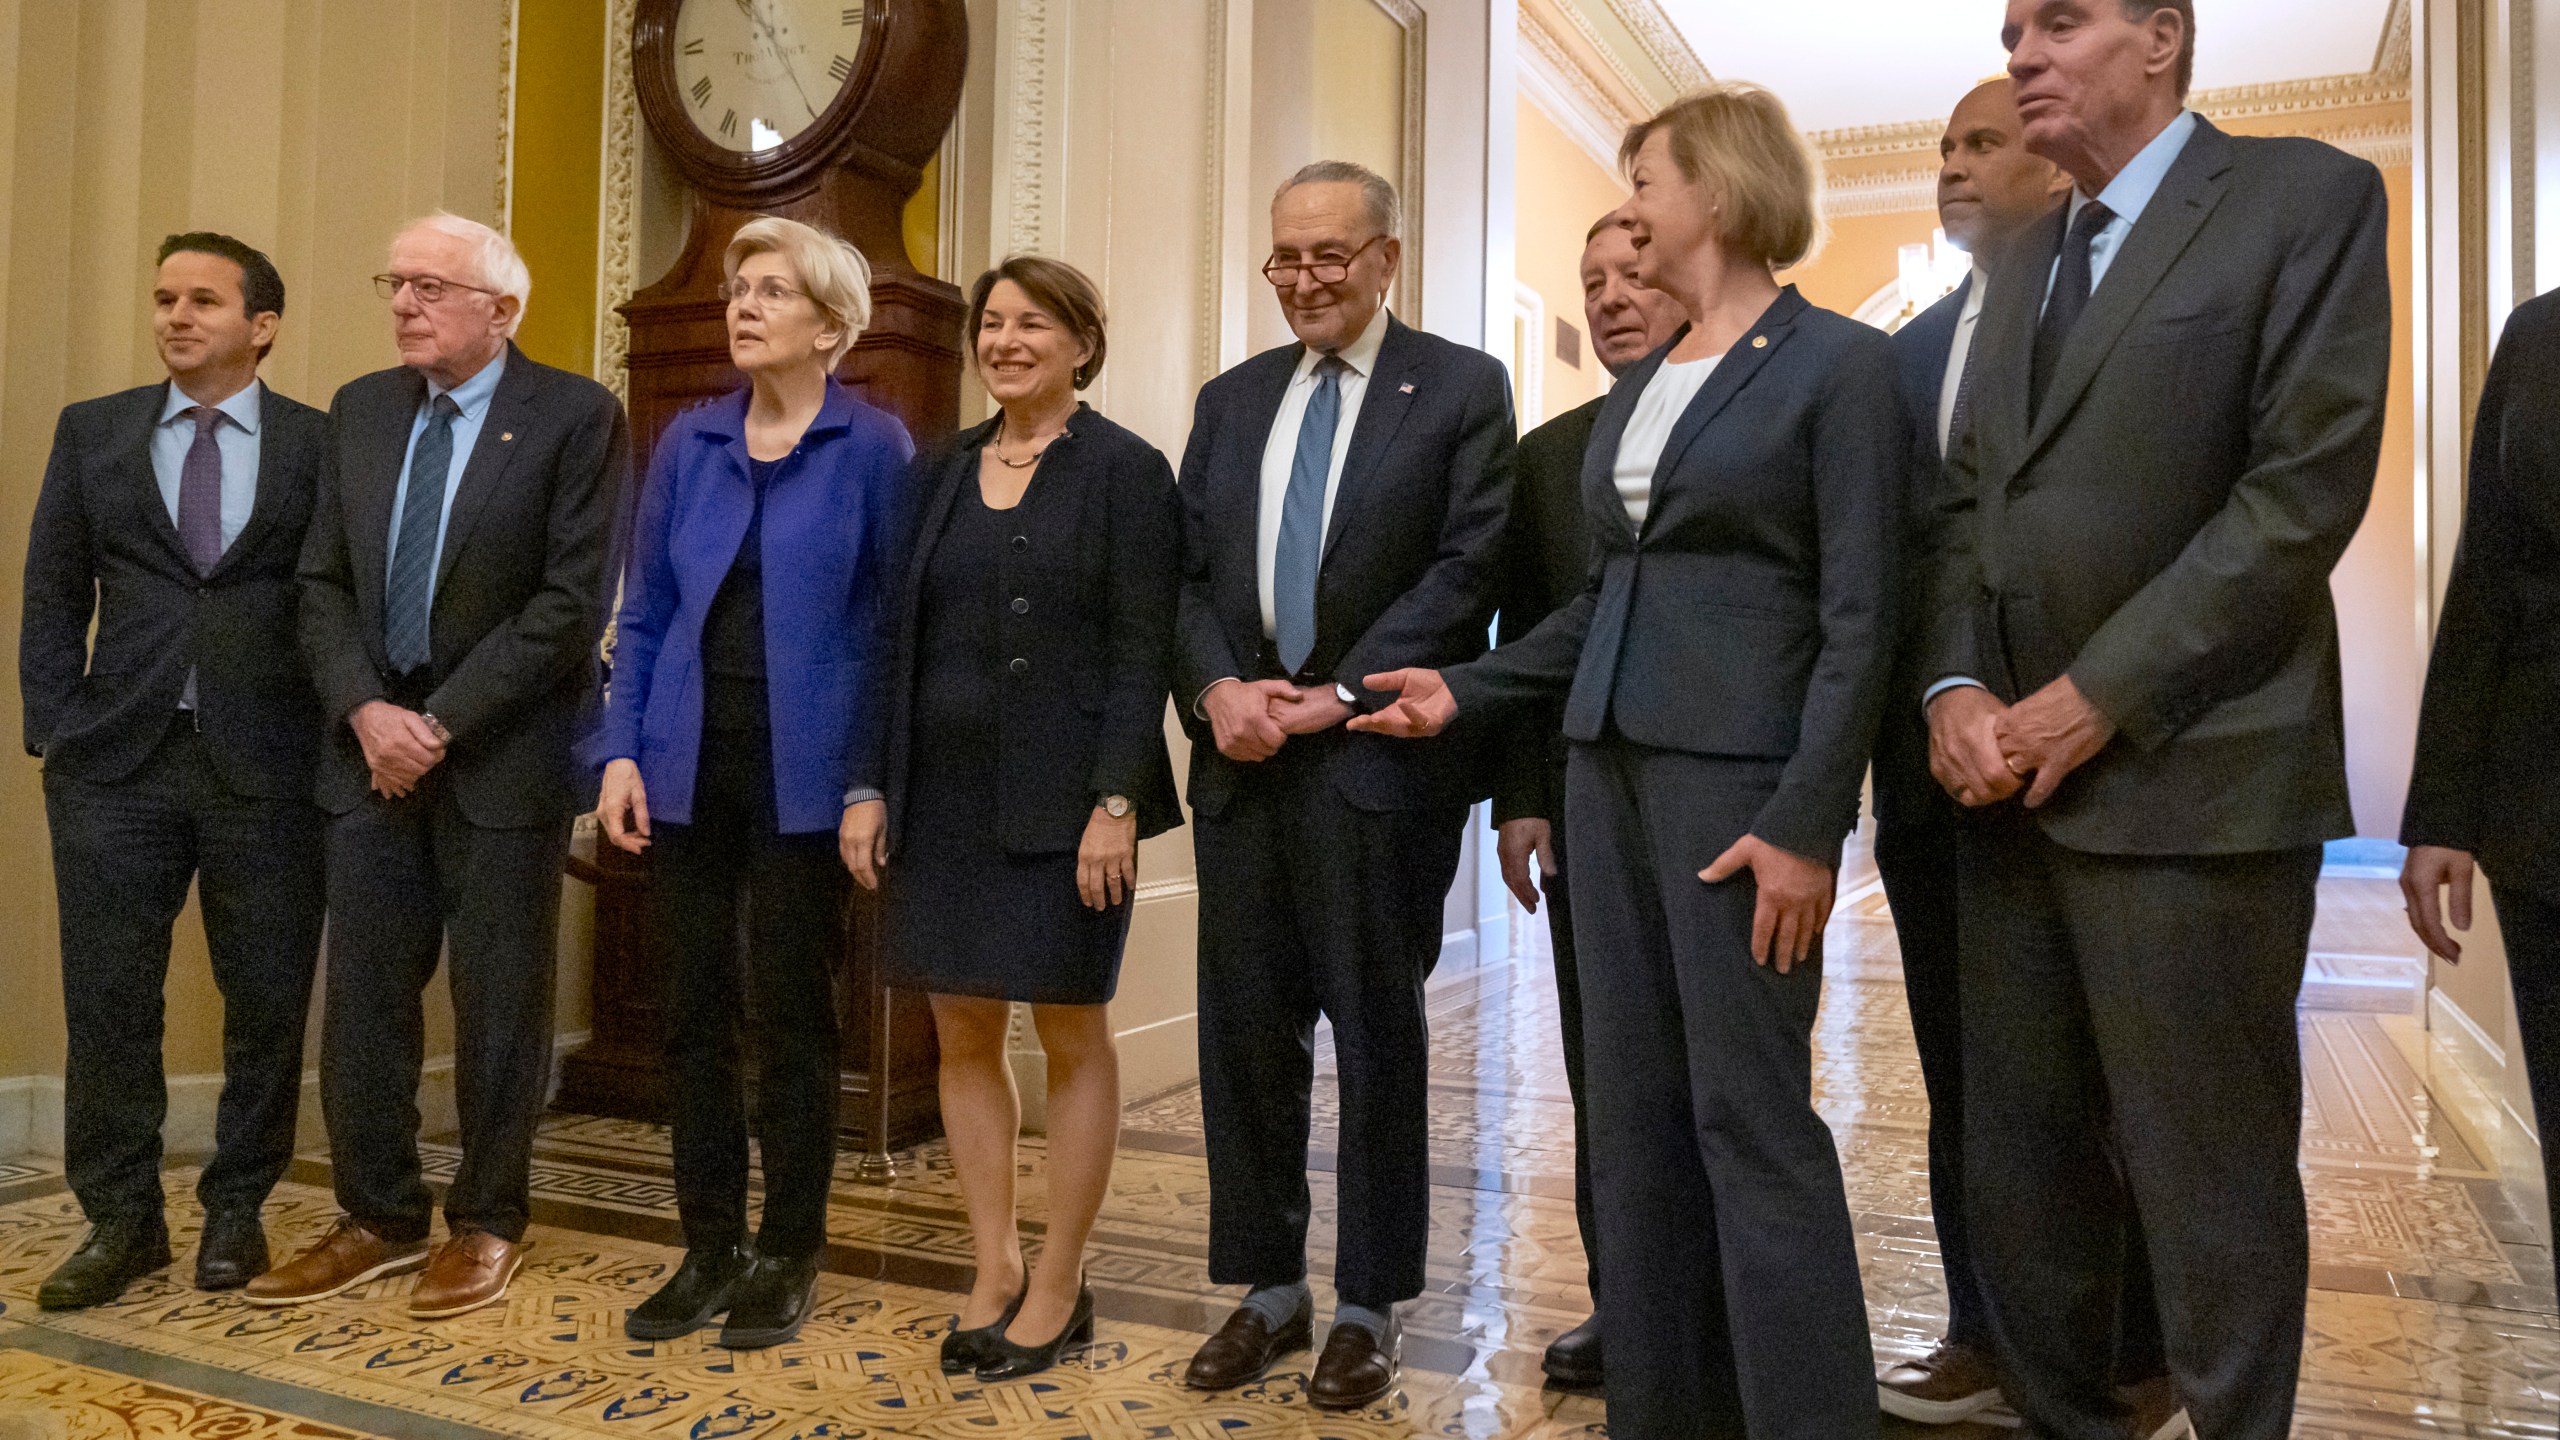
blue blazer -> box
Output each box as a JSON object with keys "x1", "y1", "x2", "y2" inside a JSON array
[{"x1": 591, "y1": 382, "x2": 914, "y2": 834}]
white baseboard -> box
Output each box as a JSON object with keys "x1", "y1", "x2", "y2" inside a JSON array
[{"x1": 2428, "y1": 988, "x2": 2538, "y2": 1141}]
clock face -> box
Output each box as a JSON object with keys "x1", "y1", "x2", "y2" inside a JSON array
[{"x1": 672, "y1": 0, "x2": 868, "y2": 154}]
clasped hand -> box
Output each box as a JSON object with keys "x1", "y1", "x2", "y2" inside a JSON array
[
  {"x1": 1926, "y1": 675, "x2": 2115, "y2": 809},
  {"x1": 351, "y1": 699, "x2": 444, "y2": 799},
  {"x1": 1203, "y1": 677, "x2": 1353, "y2": 762}
]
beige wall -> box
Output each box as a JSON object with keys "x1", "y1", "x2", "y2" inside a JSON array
[
  {"x1": 0, "y1": 0, "x2": 528, "y2": 1151},
  {"x1": 1512, "y1": 97, "x2": 1628, "y2": 420}
]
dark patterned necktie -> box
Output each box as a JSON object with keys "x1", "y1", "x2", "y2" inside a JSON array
[
  {"x1": 2030, "y1": 200, "x2": 2116, "y2": 420},
  {"x1": 1944, "y1": 321, "x2": 1983, "y2": 459},
  {"x1": 177, "y1": 406, "x2": 225, "y2": 574},
  {"x1": 386, "y1": 394, "x2": 461, "y2": 673}
]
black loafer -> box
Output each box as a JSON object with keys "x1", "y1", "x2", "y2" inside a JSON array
[
  {"x1": 1184, "y1": 1299, "x2": 1315, "y2": 1390},
  {"x1": 1308, "y1": 1316, "x2": 1400, "y2": 1412},
  {"x1": 626, "y1": 1243, "x2": 754, "y2": 1341},
  {"x1": 1542, "y1": 1312, "x2": 1604, "y2": 1388},
  {"x1": 718, "y1": 1254, "x2": 819, "y2": 1349},
  {"x1": 977, "y1": 1284, "x2": 1094, "y2": 1382},
  {"x1": 39, "y1": 1215, "x2": 173, "y2": 1310},
  {"x1": 194, "y1": 1208, "x2": 269, "y2": 1292},
  {"x1": 942, "y1": 1279, "x2": 1028, "y2": 1375}
]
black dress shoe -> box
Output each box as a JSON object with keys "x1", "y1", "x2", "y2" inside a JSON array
[
  {"x1": 976, "y1": 1284, "x2": 1093, "y2": 1381},
  {"x1": 1308, "y1": 1316, "x2": 1400, "y2": 1412},
  {"x1": 718, "y1": 1254, "x2": 819, "y2": 1349},
  {"x1": 1184, "y1": 1300, "x2": 1314, "y2": 1390},
  {"x1": 1542, "y1": 1312, "x2": 1604, "y2": 1387},
  {"x1": 941, "y1": 1279, "x2": 1028, "y2": 1375},
  {"x1": 39, "y1": 1216, "x2": 172, "y2": 1310},
  {"x1": 193, "y1": 1209, "x2": 269, "y2": 1292},
  {"x1": 626, "y1": 1244, "x2": 754, "y2": 1341}
]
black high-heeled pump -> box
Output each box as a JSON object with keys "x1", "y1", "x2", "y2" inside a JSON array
[
  {"x1": 976, "y1": 1283, "x2": 1094, "y2": 1382},
  {"x1": 940, "y1": 1280, "x2": 1029, "y2": 1375}
]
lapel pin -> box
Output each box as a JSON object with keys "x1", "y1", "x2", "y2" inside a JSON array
[
  {"x1": 1751, "y1": 336, "x2": 1768, "y2": 349},
  {"x1": 1398, "y1": 382, "x2": 1415, "y2": 394},
  {"x1": 500, "y1": 432, "x2": 514, "y2": 442}
]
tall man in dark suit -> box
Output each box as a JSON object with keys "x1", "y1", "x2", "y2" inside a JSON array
[
  {"x1": 1491, "y1": 214, "x2": 1683, "y2": 1390},
  {"x1": 21, "y1": 233, "x2": 328, "y2": 1309},
  {"x1": 2401, "y1": 290, "x2": 2560, "y2": 1255},
  {"x1": 1174, "y1": 160, "x2": 1515, "y2": 1411},
  {"x1": 1922, "y1": 4, "x2": 2391, "y2": 1436},
  {"x1": 246, "y1": 213, "x2": 629, "y2": 1320}
]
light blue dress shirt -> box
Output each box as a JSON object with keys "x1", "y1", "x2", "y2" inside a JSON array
[
  {"x1": 1928, "y1": 111, "x2": 2201, "y2": 710},
  {"x1": 152, "y1": 379, "x2": 263, "y2": 709},
  {"x1": 383, "y1": 348, "x2": 507, "y2": 610}
]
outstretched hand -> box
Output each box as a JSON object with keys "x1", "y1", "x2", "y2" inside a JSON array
[{"x1": 1345, "y1": 669, "x2": 1456, "y2": 738}]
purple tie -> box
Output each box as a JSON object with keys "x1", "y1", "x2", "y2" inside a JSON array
[{"x1": 178, "y1": 406, "x2": 224, "y2": 574}]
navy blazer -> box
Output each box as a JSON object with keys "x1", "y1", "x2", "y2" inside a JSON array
[
  {"x1": 22, "y1": 380, "x2": 329, "y2": 800},
  {"x1": 591, "y1": 382, "x2": 914, "y2": 835},
  {"x1": 1174, "y1": 313, "x2": 1517, "y2": 816},
  {"x1": 1871, "y1": 278, "x2": 1971, "y2": 830},
  {"x1": 875, "y1": 407, "x2": 1183, "y2": 854},
  {"x1": 1445, "y1": 287, "x2": 1908, "y2": 860}
]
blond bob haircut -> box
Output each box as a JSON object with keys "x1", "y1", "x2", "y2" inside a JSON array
[
  {"x1": 966, "y1": 255, "x2": 1109, "y2": 389},
  {"x1": 723, "y1": 216, "x2": 874, "y2": 368},
  {"x1": 1619, "y1": 83, "x2": 1825, "y2": 271}
]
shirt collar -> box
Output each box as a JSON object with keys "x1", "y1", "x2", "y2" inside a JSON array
[
  {"x1": 1960, "y1": 264, "x2": 1991, "y2": 321},
  {"x1": 2072, "y1": 109, "x2": 2198, "y2": 230},
  {"x1": 1296, "y1": 305, "x2": 1392, "y2": 383},
  {"x1": 427, "y1": 346, "x2": 509, "y2": 421},
  {"x1": 158, "y1": 377, "x2": 264, "y2": 434}
]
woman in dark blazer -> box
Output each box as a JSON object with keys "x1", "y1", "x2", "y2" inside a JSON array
[
  {"x1": 846, "y1": 255, "x2": 1179, "y2": 1382},
  {"x1": 1356, "y1": 85, "x2": 1904, "y2": 1440},
  {"x1": 591, "y1": 217, "x2": 913, "y2": 1350}
]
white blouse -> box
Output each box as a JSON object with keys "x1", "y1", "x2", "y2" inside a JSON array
[{"x1": 1612, "y1": 354, "x2": 1720, "y2": 527}]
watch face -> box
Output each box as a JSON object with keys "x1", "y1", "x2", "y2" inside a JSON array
[{"x1": 672, "y1": 0, "x2": 867, "y2": 154}]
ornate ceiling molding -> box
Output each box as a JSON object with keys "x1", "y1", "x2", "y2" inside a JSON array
[
  {"x1": 598, "y1": 0, "x2": 641, "y2": 403},
  {"x1": 1597, "y1": 0, "x2": 1709, "y2": 94},
  {"x1": 1520, "y1": 4, "x2": 1638, "y2": 173},
  {"x1": 2375, "y1": 0, "x2": 2412, "y2": 80}
]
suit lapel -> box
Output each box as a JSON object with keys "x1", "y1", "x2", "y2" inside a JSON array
[
  {"x1": 1227, "y1": 345, "x2": 1300, "y2": 582},
  {"x1": 433, "y1": 345, "x2": 533, "y2": 590},
  {"x1": 121, "y1": 382, "x2": 193, "y2": 571},
  {"x1": 350, "y1": 369, "x2": 428, "y2": 614},
  {"x1": 1640, "y1": 289, "x2": 1807, "y2": 534},
  {"x1": 1581, "y1": 342, "x2": 1660, "y2": 549},
  {"x1": 2022, "y1": 121, "x2": 2236, "y2": 461},
  {"x1": 1321, "y1": 316, "x2": 1421, "y2": 563},
  {"x1": 210, "y1": 383, "x2": 289, "y2": 579}
]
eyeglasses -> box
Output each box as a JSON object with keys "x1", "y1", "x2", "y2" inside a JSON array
[
  {"x1": 721, "y1": 278, "x2": 807, "y2": 307},
  {"x1": 1262, "y1": 235, "x2": 1387, "y2": 288},
  {"x1": 373, "y1": 273, "x2": 500, "y2": 304}
]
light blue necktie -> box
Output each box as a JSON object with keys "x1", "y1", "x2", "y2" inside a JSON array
[
  {"x1": 1274, "y1": 355, "x2": 1345, "y2": 674},
  {"x1": 386, "y1": 394, "x2": 460, "y2": 673}
]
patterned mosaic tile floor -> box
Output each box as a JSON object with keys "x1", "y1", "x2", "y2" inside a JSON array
[{"x1": 0, "y1": 869, "x2": 2551, "y2": 1437}]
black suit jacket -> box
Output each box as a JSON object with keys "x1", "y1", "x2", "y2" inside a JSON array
[
  {"x1": 1923, "y1": 118, "x2": 2392, "y2": 855},
  {"x1": 879, "y1": 406, "x2": 1184, "y2": 853},
  {"x1": 1489, "y1": 395, "x2": 1603, "y2": 827},
  {"x1": 299, "y1": 344, "x2": 631, "y2": 826},
  {"x1": 1174, "y1": 313, "x2": 1516, "y2": 816},
  {"x1": 1872, "y1": 279, "x2": 1971, "y2": 832},
  {"x1": 2402, "y1": 290, "x2": 2560, "y2": 900},
  {"x1": 1447, "y1": 288, "x2": 1907, "y2": 861},
  {"x1": 20, "y1": 381, "x2": 328, "y2": 800}
]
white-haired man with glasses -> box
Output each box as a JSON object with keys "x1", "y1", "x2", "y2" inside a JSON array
[{"x1": 247, "y1": 212, "x2": 629, "y2": 1319}]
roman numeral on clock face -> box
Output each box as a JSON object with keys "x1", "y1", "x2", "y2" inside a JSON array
[
  {"x1": 719, "y1": 108, "x2": 738, "y2": 138},
  {"x1": 690, "y1": 76, "x2": 713, "y2": 107},
  {"x1": 828, "y1": 54, "x2": 853, "y2": 83},
  {"x1": 682, "y1": 37, "x2": 704, "y2": 56},
  {"x1": 843, "y1": 7, "x2": 860, "y2": 24}
]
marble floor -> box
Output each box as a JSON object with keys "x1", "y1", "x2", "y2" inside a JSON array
[{"x1": 0, "y1": 857, "x2": 2553, "y2": 1437}]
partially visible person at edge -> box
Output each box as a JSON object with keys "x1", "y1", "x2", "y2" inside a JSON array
[
  {"x1": 1357, "y1": 82, "x2": 1906, "y2": 1440},
  {"x1": 1486, "y1": 210, "x2": 1684, "y2": 1391},
  {"x1": 592, "y1": 216, "x2": 915, "y2": 1351},
  {"x1": 854, "y1": 254, "x2": 1180, "y2": 1383}
]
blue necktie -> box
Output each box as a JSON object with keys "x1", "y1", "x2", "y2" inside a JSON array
[
  {"x1": 1274, "y1": 355, "x2": 1346, "y2": 675},
  {"x1": 386, "y1": 394, "x2": 461, "y2": 673}
]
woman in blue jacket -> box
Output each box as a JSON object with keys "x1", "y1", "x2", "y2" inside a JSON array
[{"x1": 592, "y1": 216, "x2": 912, "y2": 1351}]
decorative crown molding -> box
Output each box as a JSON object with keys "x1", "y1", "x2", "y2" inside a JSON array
[
  {"x1": 2375, "y1": 0, "x2": 2412, "y2": 80},
  {"x1": 1000, "y1": 0, "x2": 1059, "y2": 257},
  {"x1": 1599, "y1": 0, "x2": 1709, "y2": 94},
  {"x1": 1520, "y1": 4, "x2": 1639, "y2": 173},
  {"x1": 598, "y1": 0, "x2": 641, "y2": 402}
]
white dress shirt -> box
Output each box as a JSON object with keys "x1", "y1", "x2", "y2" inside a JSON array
[
  {"x1": 152, "y1": 379, "x2": 264, "y2": 708},
  {"x1": 1255, "y1": 309, "x2": 1389, "y2": 639},
  {"x1": 1613, "y1": 355, "x2": 1719, "y2": 527},
  {"x1": 1936, "y1": 267, "x2": 1990, "y2": 458},
  {"x1": 384, "y1": 347, "x2": 508, "y2": 612}
]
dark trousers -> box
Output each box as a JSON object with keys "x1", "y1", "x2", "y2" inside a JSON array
[
  {"x1": 42, "y1": 718, "x2": 324, "y2": 1225},
  {"x1": 648, "y1": 723, "x2": 845, "y2": 1260},
  {"x1": 1535, "y1": 778, "x2": 1601, "y2": 1301},
  {"x1": 1568, "y1": 739, "x2": 1874, "y2": 1440},
  {"x1": 318, "y1": 774, "x2": 569, "y2": 1244},
  {"x1": 1193, "y1": 735, "x2": 1466, "y2": 1308},
  {"x1": 2488, "y1": 881, "x2": 2560, "y2": 1257},
  {"x1": 1959, "y1": 811, "x2": 2319, "y2": 1440}
]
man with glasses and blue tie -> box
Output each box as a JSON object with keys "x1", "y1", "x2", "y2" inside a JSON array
[
  {"x1": 1173, "y1": 160, "x2": 1514, "y2": 1411},
  {"x1": 247, "y1": 212, "x2": 628, "y2": 1321}
]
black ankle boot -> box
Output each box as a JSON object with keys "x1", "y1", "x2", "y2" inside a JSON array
[
  {"x1": 719, "y1": 1253, "x2": 820, "y2": 1349},
  {"x1": 626, "y1": 1244, "x2": 754, "y2": 1340},
  {"x1": 941, "y1": 1278, "x2": 1028, "y2": 1375},
  {"x1": 39, "y1": 1215, "x2": 173, "y2": 1310},
  {"x1": 977, "y1": 1283, "x2": 1094, "y2": 1381}
]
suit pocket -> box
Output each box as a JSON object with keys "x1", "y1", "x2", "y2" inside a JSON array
[{"x1": 2122, "y1": 305, "x2": 2247, "y2": 349}]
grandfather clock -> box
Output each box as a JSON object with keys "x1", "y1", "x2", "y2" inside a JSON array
[{"x1": 554, "y1": 0, "x2": 966, "y2": 1170}]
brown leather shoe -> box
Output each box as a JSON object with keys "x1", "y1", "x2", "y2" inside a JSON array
[
  {"x1": 243, "y1": 1218, "x2": 427, "y2": 1307},
  {"x1": 407, "y1": 1229, "x2": 528, "y2": 1319},
  {"x1": 1877, "y1": 1338, "x2": 2003, "y2": 1424},
  {"x1": 1183, "y1": 1301, "x2": 1313, "y2": 1390},
  {"x1": 1307, "y1": 1317, "x2": 1399, "y2": 1411}
]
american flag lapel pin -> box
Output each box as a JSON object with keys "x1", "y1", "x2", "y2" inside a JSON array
[{"x1": 1398, "y1": 382, "x2": 1415, "y2": 394}]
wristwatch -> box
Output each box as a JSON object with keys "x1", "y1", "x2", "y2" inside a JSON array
[
  {"x1": 1101, "y1": 794, "x2": 1132, "y2": 819},
  {"x1": 421, "y1": 713, "x2": 454, "y2": 746}
]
